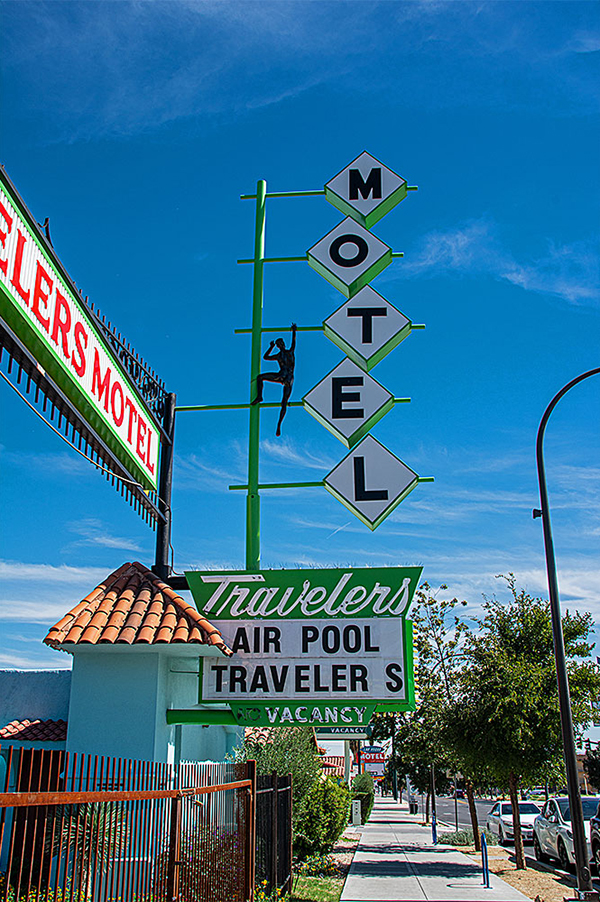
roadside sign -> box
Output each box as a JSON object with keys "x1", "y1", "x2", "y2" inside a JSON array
[
  {"x1": 186, "y1": 566, "x2": 420, "y2": 727},
  {"x1": 307, "y1": 218, "x2": 391, "y2": 298},
  {"x1": 325, "y1": 152, "x2": 408, "y2": 228},
  {"x1": 324, "y1": 435, "x2": 419, "y2": 530},
  {"x1": 315, "y1": 727, "x2": 370, "y2": 739},
  {"x1": 323, "y1": 286, "x2": 412, "y2": 372},
  {"x1": 303, "y1": 357, "x2": 394, "y2": 447},
  {"x1": 0, "y1": 171, "x2": 160, "y2": 491}
]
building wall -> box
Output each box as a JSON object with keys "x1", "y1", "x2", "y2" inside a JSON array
[
  {"x1": 0, "y1": 669, "x2": 71, "y2": 726},
  {"x1": 66, "y1": 648, "x2": 243, "y2": 764}
]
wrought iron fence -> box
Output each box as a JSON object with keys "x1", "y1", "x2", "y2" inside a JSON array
[
  {"x1": 0, "y1": 747, "x2": 256, "y2": 902},
  {"x1": 255, "y1": 773, "x2": 293, "y2": 896}
]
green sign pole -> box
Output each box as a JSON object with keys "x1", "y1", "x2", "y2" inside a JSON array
[{"x1": 247, "y1": 180, "x2": 267, "y2": 571}]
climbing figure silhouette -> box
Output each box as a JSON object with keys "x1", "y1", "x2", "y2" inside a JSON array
[{"x1": 251, "y1": 323, "x2": 297, "y2": 436}]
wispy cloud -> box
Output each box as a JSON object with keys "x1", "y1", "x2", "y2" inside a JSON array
[
  {"x1": 0, "y1": 561, "x2": 108, "y2": 584},
  {"x1": 0, "y1": 649, "x2": 69, "y2": 670},
  {"x1": 392, "y1": 218, "x2": 599, "y2": 307},
  {"x1": 174, "y1": 450, "x2": 245, "y2": 493},
  {"x1": 261, "y1": 438, "x2": 335, "y2": 472},
  {"x1": 64, "y1": 519, "x2": 145, "y2": 553},
  {"x1": 4, "y1": 2, "x2": 597, "y2": 142}
]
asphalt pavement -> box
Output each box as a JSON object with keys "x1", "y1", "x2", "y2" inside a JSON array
[{"x1": 431, "y1": 796, "x2": 495, "y2": 832}]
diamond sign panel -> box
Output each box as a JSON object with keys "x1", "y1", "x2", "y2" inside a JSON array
[
  {"x1": 325, "y1": 152, "x2": 408, "y2": 229},
  {"x1": 307, "y1": 218, "x2": 391, "y2": 298},
  {"x1": 324, "y1": 286, "x2": 412, "y2": 372},
  {"x1": 324, "y1": 434, "x2": 419, "y2": 530},
  {"x1": 303, "y1": 358, "x2": 394, "y2": 448}
]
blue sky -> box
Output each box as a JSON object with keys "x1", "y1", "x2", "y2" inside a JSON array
[{"x1": 0, "y1": 1, "x2": 599, "y2": 685}]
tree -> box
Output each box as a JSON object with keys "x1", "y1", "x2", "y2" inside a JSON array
[
  {"x1": 230, "y1": 726, "x2": 322, "y2": 827},
  {"x1": 372, "y1": 584, "x2": 474, "y2": 834},
  {"x1": 584, "y1": 746, "x2": 600, "y2": 792},
  {"x1": 448, "y1": 575, "x2": 600, "y2": 870}
]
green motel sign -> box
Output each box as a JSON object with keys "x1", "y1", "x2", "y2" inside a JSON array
[{"x1": 186, "y1": 566, "x2": 420, "y2": 727}]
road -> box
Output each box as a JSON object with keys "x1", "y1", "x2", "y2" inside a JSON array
[{"x1": 411, "y1": 795, "x2": 495, "y2": 831}]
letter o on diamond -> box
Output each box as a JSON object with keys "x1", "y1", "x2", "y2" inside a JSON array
[{"x1": 329, "y1": 234, "x2": 369, "y2": 268}]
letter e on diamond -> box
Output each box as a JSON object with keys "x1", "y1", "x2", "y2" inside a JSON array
[
  {"x1": 303, "y1": 358, "x2": 394, "y2": 448},
  {"x1": 324, "y1": 435, "x2": 419, "y2": 530},
  {"x1": 325, "y1": 152, "x2": 409, "y2": 229}
]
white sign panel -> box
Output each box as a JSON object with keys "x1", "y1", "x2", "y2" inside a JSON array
[
  {"x1": 325, "y1": 152, "x2": 408, "y2": 228},
  {"x1": 324, "y1": 434, "x2": 419, "y2": 530},
  {"x1": 324, "y1": 286, "x2": 412, "y2": 372},
  {"x1": 201, "y1": 617, "x2": 408, "y2": 703},
  {"x1": 303, "y1": 357, "x2": 394, "y2": 447},
  {"x1": 307, "y1": 218, "x2": 391, "y2": 298}
]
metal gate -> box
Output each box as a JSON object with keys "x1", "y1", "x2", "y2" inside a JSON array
[{"x1": 0, "y1": 747, "x2": 256, "y2": 902}]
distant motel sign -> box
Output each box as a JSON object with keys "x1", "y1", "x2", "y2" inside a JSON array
[
  {"x1": 304, "y1": 152, "x2": 428, "y2": 529},
  {"x1": 186, "y1": 566, "x2": 420, "y2": 726},
  {"x1": 0, "y1": 171, "x2": 159, "y2": 489}
]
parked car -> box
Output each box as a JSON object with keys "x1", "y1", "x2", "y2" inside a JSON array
[
  {"x1": 486, "y1": 800, "x2": 541, "y2": 845},
  {"x1": 533, "y1": 796, "x2": 600, "y2": 871},
  {"x1": 454, "y1": 789, "x2": 465, "y2": 799},
  {"x1": 583, "y1": 800, "x2": 600, "y2": 872}
]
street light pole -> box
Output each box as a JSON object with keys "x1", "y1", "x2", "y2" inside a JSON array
[{"x1": 534, "y1": 366, "x2": 600, "y2": 900}]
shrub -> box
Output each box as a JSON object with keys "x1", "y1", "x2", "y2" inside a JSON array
[
  {"x1": 351, "y1": 773, "x2": 374, "y2": 825},
  {"x1": 294, "y1": 777, "x2": 350, "y2": 859},
  {"x1": 438, "y1": 829, "x2": 497, "y2": 846}
]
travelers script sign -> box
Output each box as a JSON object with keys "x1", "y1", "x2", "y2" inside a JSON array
[{"x1": 186, "y1": 566, "x2": 420, "y2": 726}]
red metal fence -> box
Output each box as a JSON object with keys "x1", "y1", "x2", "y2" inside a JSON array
[{"x1": 0, "y1": 747, "x2": 256, "y2": 902}]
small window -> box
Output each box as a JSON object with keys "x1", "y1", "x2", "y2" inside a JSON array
[{"x1": 490, "y1": 804, "x2": 499, "y2": 815}]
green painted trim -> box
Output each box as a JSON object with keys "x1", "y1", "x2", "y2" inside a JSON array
[
  {"x1": 240, "y1": 190, "x2": 325, "y2": 200},
  {"x1": 237, "y1": 256, "x2": 306, "y2": 264},
  {"x1": 229, "y1": 481, "x2": 323, "y2": 491},
  {"x1": 0, "y1": 287, "x2": 157, "y2": 490},
  {"x1": 246, "y1": 181, "x2": 267, "y2": 571},
  {"x1": 303, "y1": 394, "x2": 394, "y2": 449},
  {"x1": 307, "y1": 248, "x2": 392, "y2": 299},
  {"x1": 175, "y1": 401, "x2": 303, "y2": 412},
  {"x1": 323, "y1": 320, "x2": 412, "y2": 372},
  {"x1": 324, "y1": 474, "x2": 419, "y2": 531},
  {"x1": 234, "y1": 326, "x2": 322, "y2": 334},
  {"x1": 166, "y1": 708, "x2": 238, "y2": 726},
  {"x1": 324, "y1": 183, "x2": 408, "y2": 229}
]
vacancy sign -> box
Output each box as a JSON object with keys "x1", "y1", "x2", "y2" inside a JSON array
[
  {"x1": 324, "y1": 286, "x2": 412, "y2": 372},
  {"x1": 186, "y1": 566, "x2": 420, "y2": 726},
  {"x1": 325, "y1": 152, "x2": 409, "y2": 229},
  {"x1": 324, "y1": 435, "x2": 419, "y2": 530},
  {"x1": 303, "y1": 357, "x2": 394, "y2": 448},
  {"x1": 307, "y1": 218, "x2": 391, "y2": 298}
]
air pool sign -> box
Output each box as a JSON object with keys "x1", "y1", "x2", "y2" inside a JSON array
[{"x1": 186, "y1": 566, "x2": 420, "y2": 726}]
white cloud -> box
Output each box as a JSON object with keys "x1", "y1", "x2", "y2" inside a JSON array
[
  {"x1": 65, "y1": 519, "x2": 145, "y2": 553},
  {"x1": 261, "y1": 437, "x2": 335, "y2": 472},
  {"x1": 392, "y1": 218, "x2": 599, "y2": 307},
  {"x1": 0, "y1": 561, "x2": 108, "y2": 584}
]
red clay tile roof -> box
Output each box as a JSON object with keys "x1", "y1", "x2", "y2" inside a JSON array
[
  {"x1": 322, "y1": 755, "x2": 345, "y2": 777},
  {"x1": 43, "y1": 561, "x2": 232, "y2": 655},
  {"x1": 0, "y1": 719, "x2": 67, "y2": 742}
]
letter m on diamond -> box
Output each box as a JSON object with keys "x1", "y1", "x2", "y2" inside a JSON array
[{"x1": 325, "y1": 152, "x2": 409, "y2": 229}]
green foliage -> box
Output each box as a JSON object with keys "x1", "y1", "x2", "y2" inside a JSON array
[
  {"x1": 295, "y1": 777, "x2": 350, "y2": 859},
  {"x1": 438, "y1": 829, "x2": 497, "y2": 846},
  {"x1": 584, "y1": 747, "x2": 600, "y2": 791},
  {"x1": 447, "y1": 575, "x2": 600, "y2": 790},
  {"x1": 351, "y1": 772, "x2": 374, "y2": 824},
  {"x1": 291, "y1": 874, "x2": 343, "y2": 902},
  {"x1": 230, "y1": 726, "x2": 322, "y2": 827}
]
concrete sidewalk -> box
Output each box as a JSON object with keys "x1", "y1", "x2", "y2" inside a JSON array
[{"x1": 341, "y1": 797, "x2": 530, "y2": 902}]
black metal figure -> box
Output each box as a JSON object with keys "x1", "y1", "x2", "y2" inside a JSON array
[{"x1": 252, "y1": 323, "x2": 297, "y2": 436}]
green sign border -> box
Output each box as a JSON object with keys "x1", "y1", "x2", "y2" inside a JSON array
[
  {"x1": 325, "y1": 181, "x2": 408, "y2": 230},
  {"x1": 0, "y1": 171, "x2": 160, "y2": 490},
  {"x1": 307, "y1": 245, "x2": 392, "y2": 299}
]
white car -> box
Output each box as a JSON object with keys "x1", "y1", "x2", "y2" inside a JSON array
[
  {"x1": 533, "y1": 796, "x2": 599, "y2": 871},
  {"x1": 486, "y1": 801, "x2": 541, "y2": 845}
]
